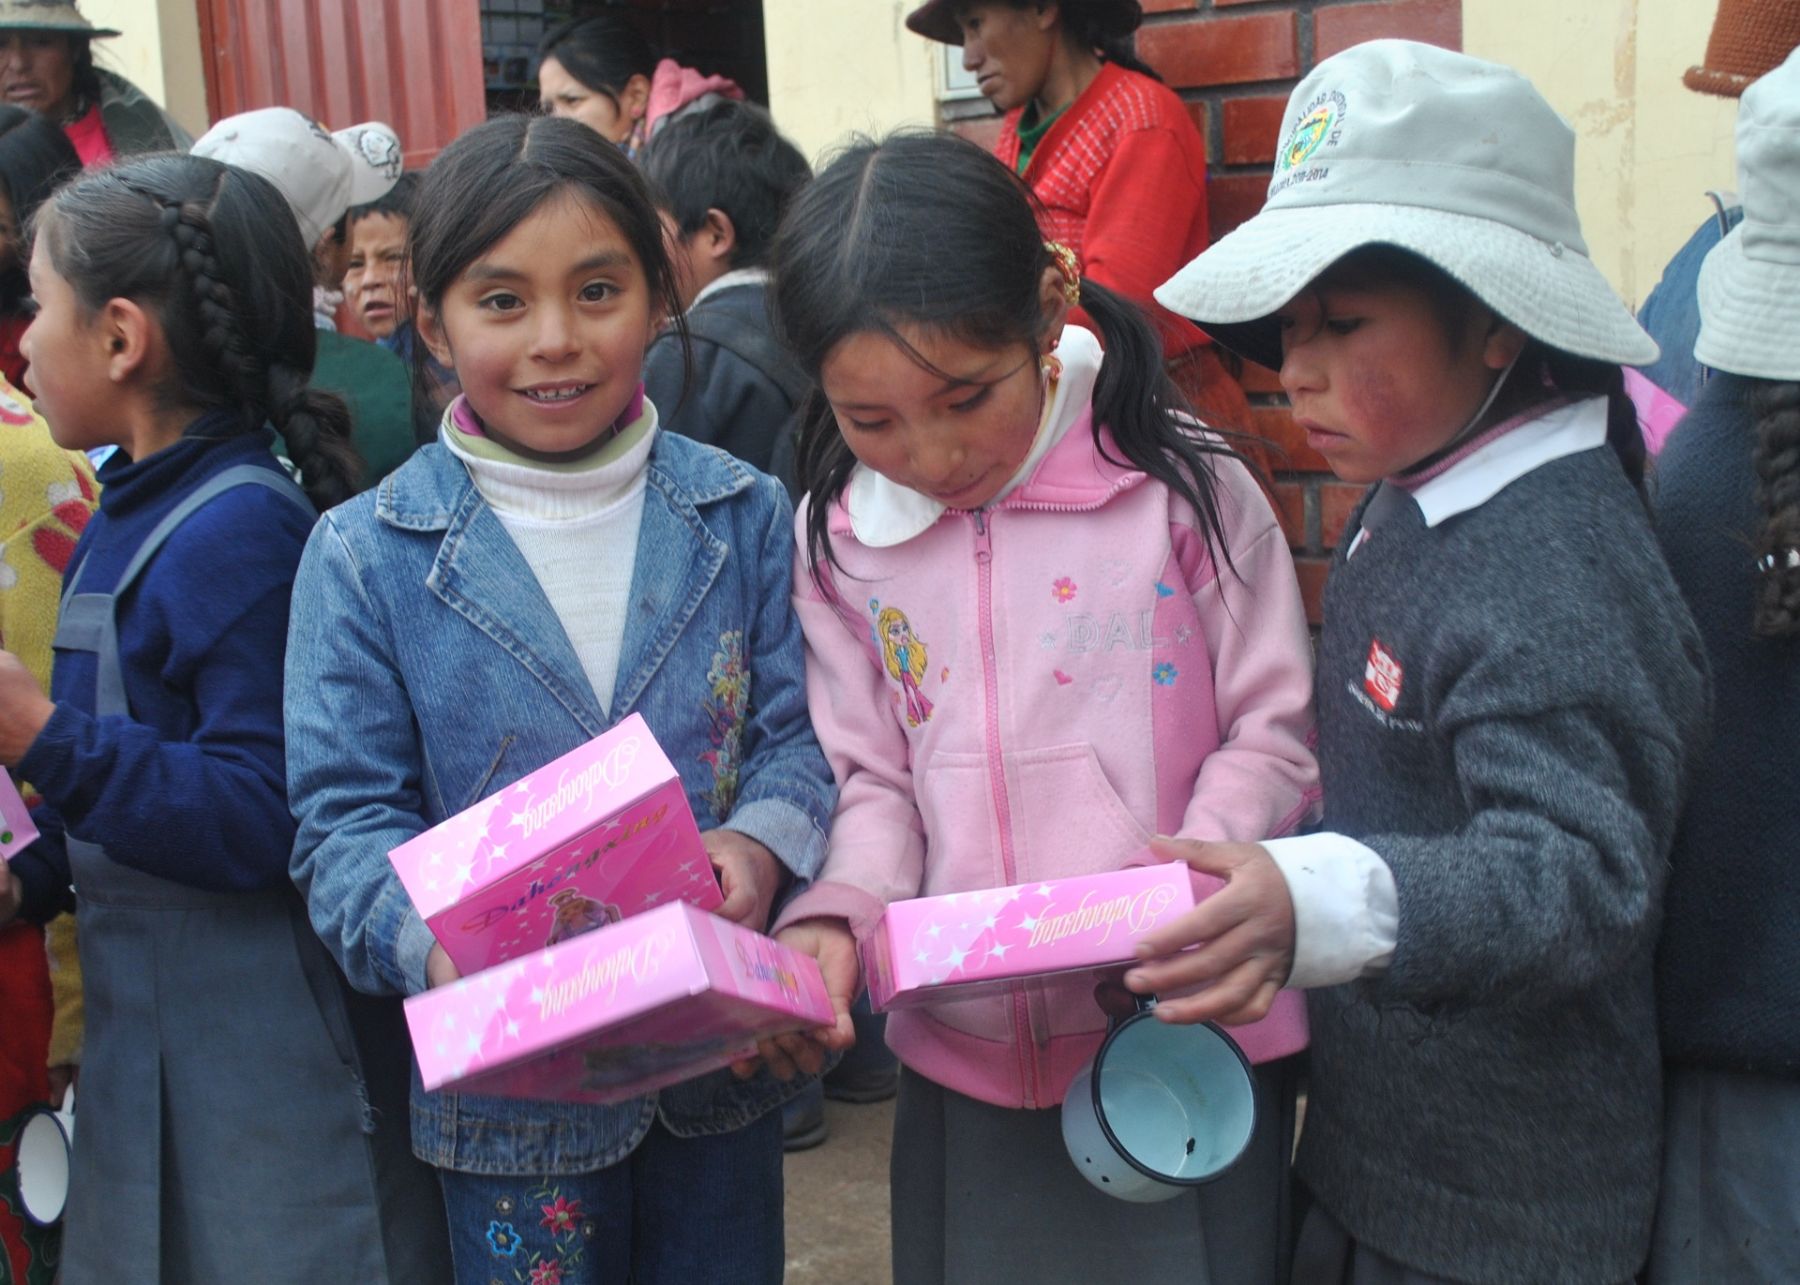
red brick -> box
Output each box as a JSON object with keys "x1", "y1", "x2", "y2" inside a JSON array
[
  {"x1": 1139, "y1": 0, "x2": 1196, "y2": 12},
  {"x1": 1221, "y1": 95, "x2": 1287, "y2": 166},
  {"x1": 1315, "y1": 0, "x2": 1462, "y2": 61},
  {"x1": 1183, "y1": 100, "x2": 1210, "y2": 160},
  {"x1": 1206, "y1": 171, "x2": 1269, "y2": 240},
  {"x1": 1294, "y1": 556, "x2": 1331, "y2": 627},
  {"x1": 1318, "y1": 481, "x2": 1367, "y2": 548},
  {"x1": 951, "y1": 115, "x2": 1005, "y2": 152},
  {"x1": 1270, "y1": 480, "x2": 1308, "y2": 548},
  {"x1": 1248, "y1": 404, "x2": 1329, "y2": 473},
  {"x1": 1138, "y1": 13, "x2": 1299, "y2": 90}
]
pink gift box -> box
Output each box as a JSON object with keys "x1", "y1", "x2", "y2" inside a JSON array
[
  {"x1": 405, "y1": 901, "x2": 835, "y2": 1104},
  {"x1": 0, "y1": 773, "x2": 39, "y2": 864},
  {"x1": 389, "y1": 713, "x2": 722, "y2": 975},
  {"x1": 862, "y1": 863, "x2": 1197, "y2": 1012}
]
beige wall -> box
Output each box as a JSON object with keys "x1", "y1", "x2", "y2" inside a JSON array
[
  {"x1": 84, "y1": 0, "x2": 208, "y2": 137},
  {"x1": 764, "y1": 0, "x2": 940, "y2": 167},
  {"x1": 1465, "y1": 0, "x2": 1739, "y2": 307}
]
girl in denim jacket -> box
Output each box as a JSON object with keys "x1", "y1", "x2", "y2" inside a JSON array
[
  {"x1": 283, "y1": 115, "x2": 835, "y2": 1285},
  {"x1": 762, "y1": 131, "x2": 1320, "y2": 1285}
]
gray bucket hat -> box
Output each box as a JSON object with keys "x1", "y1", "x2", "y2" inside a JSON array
[
  {"x1": 0, "y1": 1, "x2": 119, "y2": 38},
  {"x1": 1156, "y1": 39, "x2": 1656, "y2": 371},
  {"x1": 1696, "y1": 47, "x2": 1800, "y2": 380}
]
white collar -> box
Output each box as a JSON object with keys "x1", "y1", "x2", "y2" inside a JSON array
[
  {"x1": 1406, "y1": 396, "x2": 1609, "y2": 527},
  {"x1": 692, "y1": 266, "x2": 770, "y2": 309},
  {"x1": 844, "y1": 325, "x2": 1105, "y2": 548}
]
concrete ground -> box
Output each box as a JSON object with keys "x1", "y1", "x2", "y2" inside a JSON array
[{"x1": 784, "y1": 1097, "x2": 895, "y2": 1284}]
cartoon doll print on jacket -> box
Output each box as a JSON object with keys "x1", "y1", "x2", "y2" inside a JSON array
[{"x1": 876, "y1": 603, "x2": 934, "y2": 727}]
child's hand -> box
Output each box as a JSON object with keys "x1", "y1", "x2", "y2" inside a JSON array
[
  {"x1": 0, "y1": 650, "x2": 53, "y2": 768},
  {"x1": 1124, "y1": 836, "x2": 1296, "y2": 1026},
  {"x1": 729, "y1": 918, "x2": 859, "y2": 1081},
  {"x1": 425, "y1": 942, "x2": 461, "y2": 990},
  {"x1": 704, "y1": 829, "x2": 783, "y2": 932},
  {"x1": 0, "y1": 860, "x2": 19, "y2": 925}
]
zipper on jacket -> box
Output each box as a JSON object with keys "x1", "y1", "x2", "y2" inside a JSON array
[{"x1": 973, "y1": 507, "x2": 1040, "y2": 1107}]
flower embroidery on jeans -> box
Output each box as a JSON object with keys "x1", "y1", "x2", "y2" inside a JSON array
[
  {"x1": 486, "y1": 1221, "x2": 521, "y2": 1257},
  {"x1": 698, "y1": 631, "x2": 750, "y2": 817},
  {"x1": 540, "y1": 1195, "x2": 584, "y2": 1235}
]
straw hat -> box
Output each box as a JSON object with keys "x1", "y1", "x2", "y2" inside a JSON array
[
  {"x1": 0, "y1": 1, "x2": 118, "y2": 38},
  {"x1": 1156, "y1": 40, "x2": 1655, "y2": 371},
  {"x1": 1684, "y1": 0, "x2": 1800, "y2": 99},
  {"x1": 1696, "y1": 49, "x2": 1800, "y2": 379},
  {"x1": 905, "y1": 0, "x2": 1140, "y2": 46}
]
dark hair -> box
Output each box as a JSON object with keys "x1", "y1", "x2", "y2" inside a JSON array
[
  {"x1": 977, "y1": 1, "x2": 1161, "y2": 82},
  {"x1": 0, "y1": 103, "x2": 80, "y2": 310},
  {"x1": 409, "y1": 113, "x2": 687, "y2": 387},
  {"x1": 771, "y1": 129, "x2": 1240, "y2": 583},
  {"x1": 349, "y1": 170, "x2": 420, "y2": 229},
  {"x1": 38, "y1": 154, "x2": 361, "y2": 509},
  {"x1": 641, "y1": 101, "x2": 811, "y2": 272},
  {"x1": 1321, "y1": 245, "x2": 1648, "y2": 496},
  {"x1": 1749, "y1": 379, "x2": 1800, "y2": 638},
  {"x1": 536, "y1": 15, "x2": 657, "y2": 102},
  {"x1": 66, "y1": 33, "x2": 101, "y2": 107}
]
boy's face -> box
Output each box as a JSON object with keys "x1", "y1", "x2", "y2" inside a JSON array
[
  {"x1": 1274, "y1": 272, "x2": 1520, "y2": 483},
  {"x1": 345, "y1": 211, "x2": 410, "y2": 339}
]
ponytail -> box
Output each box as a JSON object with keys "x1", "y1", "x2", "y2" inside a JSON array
[
  {"x1": 1749, "y1": 378, "x2": 1800, "y2": 639},
  {"x1": 1057, "y1": 4, "x2": 1163, "y2": 82},
  {"x1": 266, "y1": 363, "x2": 361, "y2": 511}
]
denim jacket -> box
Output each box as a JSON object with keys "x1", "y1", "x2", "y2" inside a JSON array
[{"x1": 284, "y1": 429, "x2": 835, "y2": 1175}]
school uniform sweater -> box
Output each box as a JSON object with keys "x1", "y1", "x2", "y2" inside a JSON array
[
  {"x1": 10, "y1": 426, "x2": 313, "y2": 917},
  {"x1": 1652, "y1": 372, "x2": 1800, "y2": 1077},
  {"x1": 1297, "y1": 432, "x2": 1709, "y2": 1283}
]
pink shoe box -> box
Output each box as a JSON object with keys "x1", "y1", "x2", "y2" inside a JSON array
[
  {"x1": 0, "y1": 772, "x2": 38, "y2": 863},
  {"x1": 388, "y1": 713, "x2": 722, "y2": 975},
  {"x1": 405, "y1": 900, "x2": 835, "y2": 1104},
  {"x1": 862, "y1": 863, "x2": 1196, "y2": 1012}
]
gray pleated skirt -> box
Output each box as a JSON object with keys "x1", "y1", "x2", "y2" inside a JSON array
[{"x1": 890, "y1": 1057, "x2": 1299, "y2": 1285}]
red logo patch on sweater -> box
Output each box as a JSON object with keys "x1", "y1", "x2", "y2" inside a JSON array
[{"x1": 1364, "y1": 639, "x2": 1403, "y2": 711}]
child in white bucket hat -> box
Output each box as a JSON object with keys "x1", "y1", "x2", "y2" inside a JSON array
[
  {"x1": 1131, "y1": 40, "x2": 1710, "y2": 1283},
  {"x1": 1648, "y1": 46, "x2": 1800, "y2": 1285}
]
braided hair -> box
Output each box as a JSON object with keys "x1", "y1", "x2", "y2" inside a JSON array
[
  {"x1": 36, "y1": 153, "x2": 361, "y2": 510},
  {"x1": 1750, "y1": 379, "x2": 1800, "y2": 639}
]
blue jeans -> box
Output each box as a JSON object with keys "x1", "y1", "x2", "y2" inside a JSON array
[{"x1": 439, "y1": 1110, "x2": 783, "y2": 1285}]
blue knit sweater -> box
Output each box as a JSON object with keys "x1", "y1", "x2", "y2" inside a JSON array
[
  {"x1": 1653, "y1": 371, "x2": 1800, "y2": 1077},
  {"x1": 12, "y1": 423, "x2": 314, "y2": 917}
]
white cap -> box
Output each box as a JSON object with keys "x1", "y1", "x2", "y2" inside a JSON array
[
  {"x1": 192, "y1": 108, "x2": 401, "y2": 247},
  {"x1": 1156, "y1": 40, "x2": 1655, "y2": 371},
  {"x1": 1696, "y1": 47, "x2": 1800, "y2": 381}
]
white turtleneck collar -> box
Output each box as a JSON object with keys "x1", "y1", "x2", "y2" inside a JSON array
[{"x1": 440, "y1": 399, "x2": 659, "y2": 525}]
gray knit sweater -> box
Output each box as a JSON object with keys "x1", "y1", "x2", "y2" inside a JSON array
[{"x1": 1298, "y1": 446, "x2": 1710, "y2": 1284}]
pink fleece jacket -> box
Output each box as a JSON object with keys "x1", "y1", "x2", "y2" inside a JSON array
[{"x1": 776, "y1": 330, "x2": 1318, "y2": 1109}]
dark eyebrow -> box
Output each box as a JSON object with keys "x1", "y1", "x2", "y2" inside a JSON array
[{"x1": 464, "y1": 251, "x2": 633, "y2": 284}]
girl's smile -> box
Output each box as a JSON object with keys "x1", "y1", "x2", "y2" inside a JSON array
[{"x1": 421, "y1": 188, "x2": 653, "y2": 460}]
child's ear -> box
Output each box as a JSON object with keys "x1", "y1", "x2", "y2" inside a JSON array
[
  {"x1": 98, "y1": 297, "x2": 155, "y2": 384},
  {"x1": 416, "y1": 301, "x2": 455, "y2": 369},
  {"x1": 1035, "y1": 263, "x2": 1071, "y2": 354},
  {"x1": 1482, "y1": 317, "x2": 1528, "y2": 370},
  {"x1": 702, "y1": 208, "x2": 737, "y2": 266}
]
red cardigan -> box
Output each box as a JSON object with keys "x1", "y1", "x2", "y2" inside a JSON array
[{"x1": 996, "y1": 62, "x2": 1210, "y2": 356}]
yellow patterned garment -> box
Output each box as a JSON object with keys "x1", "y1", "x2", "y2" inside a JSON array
[{"x1": 0, "y1": 376, "x2": 100, "y2": 1066}]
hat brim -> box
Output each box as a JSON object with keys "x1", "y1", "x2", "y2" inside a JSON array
[
  {"x1": 1695, "y1": 224, "x2": 1800, "y2": 381},
  {"x1": 905, "y1": 0, "x2": 1141, "y2": 45},
  {"x1": 1156, "y1": 202, "x2": 1658, "y2": 371},
  {"x1": 0, "y1": 20, "x2": 119, "y2": 36}
]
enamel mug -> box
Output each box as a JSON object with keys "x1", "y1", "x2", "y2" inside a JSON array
[{"x1": 14, "y1": 1084, "x2": 74, "y2": 1226}]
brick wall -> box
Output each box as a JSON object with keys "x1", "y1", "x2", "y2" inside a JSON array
[{"x1": 948, "y1": 0, "x2": 1460, "y2": 623}]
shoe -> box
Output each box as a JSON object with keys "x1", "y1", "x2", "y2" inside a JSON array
[
  {"x1": 782, "y1": 1083, "x2": 828, "y2": 1152},
  {"x1": 822, "y1": 1064, "x2": 898, "y2": 1104}
]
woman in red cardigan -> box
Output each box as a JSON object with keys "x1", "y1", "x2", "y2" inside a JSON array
[{"x1": 906, "y1": 0, "x2": 1252, "y2": 433}]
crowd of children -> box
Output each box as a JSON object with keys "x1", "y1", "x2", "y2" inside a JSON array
[{"x1": 0, "y1": 1, "x2": 1793, "y2": 1283}]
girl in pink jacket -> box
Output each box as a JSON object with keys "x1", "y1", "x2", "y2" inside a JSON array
[{"x1": 765, "y1": 131, "x2": 1319, "y2": 1285}]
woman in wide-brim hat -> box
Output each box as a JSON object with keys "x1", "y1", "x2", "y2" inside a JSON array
[
  {"x1": 0, "y1": 0, "x2": 191, "y2": 166},
  {"x1": 905, "y1": 0, "x2": 1254, "y2": 439}
]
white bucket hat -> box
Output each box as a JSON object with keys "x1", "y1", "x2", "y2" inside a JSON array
[
  {"x1": 1156, "y1": 40, "x2": 1656, "y2": 371},
  {"x1": 1695, "y1": 48, "x2": 1800, "y2": 381},
  {"x1": 193, "y1": 108, "x2": 401, "y2": 247}
]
